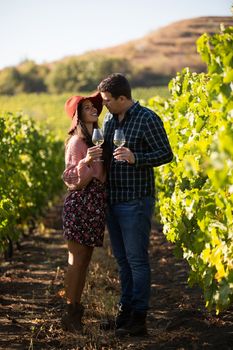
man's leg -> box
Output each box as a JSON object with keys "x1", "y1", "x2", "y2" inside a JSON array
[
  {"x1": 112, "y1": 197, "x2": 155, "y2": 336},
  {"x1": 107, "y1": 204, "x2": 133, "y2": 310}
]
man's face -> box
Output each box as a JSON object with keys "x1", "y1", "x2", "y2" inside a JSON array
[{"x1": 100, "y1": 91, "x2": 122, "y2": 114}]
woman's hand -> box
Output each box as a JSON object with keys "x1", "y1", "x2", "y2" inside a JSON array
[{"x1": 85, "y1": 145, "x2": 103, "y2": 164}]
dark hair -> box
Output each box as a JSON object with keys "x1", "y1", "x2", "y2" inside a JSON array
[
  {"x1": 79, "y1": 103, "x2": 110, "y2": 170},
  {"x1": 97, "y1": 73, "x2": 132, "y2": 99},
  {"x1": 77, "y1": 103, "x2": 98, "y2": 147}
]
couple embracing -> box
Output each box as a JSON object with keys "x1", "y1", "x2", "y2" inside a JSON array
[{"x1": 61, "y1": 73, "x2": 173, "y2": 336}]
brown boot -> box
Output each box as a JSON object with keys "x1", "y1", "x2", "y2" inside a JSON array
[{"x1": 61, "y1": 303, "x2": 84, "y2": 332}]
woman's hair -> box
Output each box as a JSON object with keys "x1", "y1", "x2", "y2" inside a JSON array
[
  {"x1": 97, "y1": 73, "x2": 132, "y2": 100},
  {"x1": 77, "y1": 103, "x2": 98, "y2": 147}
]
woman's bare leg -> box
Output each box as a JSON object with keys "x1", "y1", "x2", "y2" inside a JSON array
[{"x1": 65, "y1": 240, "x2": 94, "y2": 305}]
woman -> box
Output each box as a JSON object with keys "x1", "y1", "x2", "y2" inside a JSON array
[{"x1": 61, "y1": 92, "x2": 106, "y2": 332}]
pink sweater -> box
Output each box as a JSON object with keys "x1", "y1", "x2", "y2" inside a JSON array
[{"x1": 62, "y1": 135, "x2": 106, "y2": 190}]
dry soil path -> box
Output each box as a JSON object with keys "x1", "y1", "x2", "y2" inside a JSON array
[{"x1": 0, "y1": 200, "x2": 233, "y2": 349}]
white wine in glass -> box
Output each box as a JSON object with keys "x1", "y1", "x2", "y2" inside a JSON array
[
  {"x1": 92, "y1": 128, "x2": 104, "y2": 161},
  {"x1": 113, "y1": 129, "x2": 126, "y2": 162},
  {"x1": 92, "y1": 128, "x2": 104, "y2": 146},
  {"x1": 113, "y1": 129, "x2": 125, "y2": 147}
]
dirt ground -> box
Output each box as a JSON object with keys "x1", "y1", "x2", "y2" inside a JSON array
[{"x1": 0, "y1": 200, "x2": 233, "y2": 350}]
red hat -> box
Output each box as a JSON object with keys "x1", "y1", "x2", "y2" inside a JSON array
[{"x1": 64, "y1": 92, "x2": 103, "y2": 134}]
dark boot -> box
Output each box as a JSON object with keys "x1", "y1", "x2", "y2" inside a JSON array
[
  {"x1": 61, "y1": 303, "x2": 84, "y2": 332},
  {"x1": 115, "y1": 304, "x2": 132, "y2": 329},
  {"x1": 115, "y1": 310, "x2": 147, "y2": 337},
  {"x1": 100, "y1": 304, "x2": 131, "y2": 331}
]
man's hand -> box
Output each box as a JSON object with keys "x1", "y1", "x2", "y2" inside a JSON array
[{"x1": 113, "y1": 147, "x2": 135, "y2": 164}]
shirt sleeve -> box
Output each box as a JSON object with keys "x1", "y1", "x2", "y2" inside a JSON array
[
  {"x1": 134, "y1": 113, "x2": 173, "y2": 167},
  {"x1": 62, "y1": 137, "x2": 94, "y2": 190}
]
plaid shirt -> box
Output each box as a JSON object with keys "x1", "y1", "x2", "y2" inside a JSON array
[{"x1": 103, "y1": 101, "x2": 173, "y2": 204}]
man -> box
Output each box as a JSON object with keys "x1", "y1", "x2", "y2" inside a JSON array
[{"x1": 98, "y1": 73, "x2": 173, "y2": 336}]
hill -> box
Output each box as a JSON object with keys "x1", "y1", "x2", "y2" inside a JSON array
[
  {"x1": 0, "y1": 16, "x2": 232, "y2": 94},
  {"x1": 65, "y1": 16, "x2": 233, "y2": 78}
]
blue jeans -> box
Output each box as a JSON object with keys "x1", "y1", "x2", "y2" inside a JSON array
[{"x1": 106, "y1": 196, "x2": 155, "y2": 312}]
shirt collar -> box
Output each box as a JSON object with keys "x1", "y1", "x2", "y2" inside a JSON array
[
  {"x1": 113, "y1": 101, "x2": 140, "y2": 121},
  {"x1": 125, "y1": 101, "x2": 140, "y2": 116}
]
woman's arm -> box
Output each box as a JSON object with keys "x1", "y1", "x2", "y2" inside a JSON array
[{"x1": 62, "y1": 137, "x2": 94, "y2": 190}]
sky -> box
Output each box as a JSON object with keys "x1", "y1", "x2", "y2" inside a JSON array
[{"x1": 0, "y1": 0, "x2": 232, "y2": 69}]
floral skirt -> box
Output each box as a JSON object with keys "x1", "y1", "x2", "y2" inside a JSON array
[{"x1": 62, "y1": 178, "x2": 106, "y2": 247}]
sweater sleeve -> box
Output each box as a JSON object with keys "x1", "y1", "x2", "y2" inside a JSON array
[{"x1": 62, "y1": 137, "x2": 94, "y2": 190}]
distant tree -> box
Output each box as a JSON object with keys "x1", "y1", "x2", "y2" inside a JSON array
[
  {"x1": 46, "y1": 59, "x2": 90, "y2": 93},
  {"x1": 0, "y1": 60, "x2": 49, "y2": 95},
  {"x1": 18, "y1": 60, "x2": 48, "y2": 92},
  {"x1": 131, "y1": 67, "x2": 171, "y2": 87},
  {"x1": 81, "y1": 56, "x2": 133, "y2": 90},
  {"x1": 0, "y1": 67, "x2": 22, "y2": 95},
  {"x1": 46, "y1": 57, "x2": 134, "y2": 93},
  {"x1": 93, "y1": 57, "x2": 133, "y2": 82}
]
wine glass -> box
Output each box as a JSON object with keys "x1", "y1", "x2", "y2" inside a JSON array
[
  {"x1": 92, "y1": 128, "x2": 104, "y2": 161},
  {"x1": 113, "y1": 129, "x2": 126, "y2": 162}
]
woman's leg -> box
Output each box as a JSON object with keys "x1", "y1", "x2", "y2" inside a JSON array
[
  {"x1": 65, "y1": 240, "x2": 94, "y2": 305},
  {"x1": 61, "y1": 241, "x2": 94, "y2": 331}
]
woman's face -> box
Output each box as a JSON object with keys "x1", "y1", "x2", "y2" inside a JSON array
[{"x1": 80, "y1": 99, "x2": 98, "y2": 125}]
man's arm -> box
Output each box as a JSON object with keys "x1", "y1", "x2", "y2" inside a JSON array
[{"x1": 135, "y1": 114, "x2": 173, "y2": 167}]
